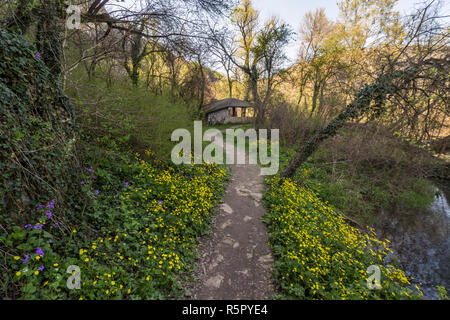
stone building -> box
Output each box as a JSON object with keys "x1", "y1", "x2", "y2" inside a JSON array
[{"x1": 204, "y1": 98, "x2": 255, "y2": 125}]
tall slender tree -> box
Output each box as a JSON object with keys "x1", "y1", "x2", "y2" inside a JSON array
[{"x1": 231, "y1": 0, "x2": 259, "y2": 101}]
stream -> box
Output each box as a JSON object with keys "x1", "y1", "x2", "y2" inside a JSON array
[{"x1": 375, "y1": 182, "x2": 450, "y2": 300}]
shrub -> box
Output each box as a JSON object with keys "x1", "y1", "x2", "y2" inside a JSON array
[
  {"x1": 0, "y1": 29, "x2": 76, "y2": 218},
  {"x1": 288, "y1": 123, "x2": 440, "y2": 223},
  {"x1": 0, "y1": 30, "x2": 82, "y2": 297},
  {"x1": 66, "y1": 72, "x2": 195, "y2": 161}
]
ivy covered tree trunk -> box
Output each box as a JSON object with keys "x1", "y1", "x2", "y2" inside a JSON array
[
  {"x1": 35, "y1": 1, "x2": 64, "y2": 77},
  {"x1": 124, "y1": 25, "x2": 149, "y2": 87},
  {"x1": 6, "y1": 0, "x2": 37, "y2": 34},
  {"x1": 7, "y1": 0, "x2": 64, "y2": 78},
  {"x1": 0, "y1": 29, "x2": 74, "y2": 219},
  {"x1": 124, "y1": 61, "x2": 141, "y2": 87}
]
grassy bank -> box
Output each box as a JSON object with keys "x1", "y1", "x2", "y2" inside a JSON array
[
  {"x1": 278, "y1": 124, "x2": 440, "y2": 226},
  {"x1": 261, "y1": 124, "x2": 444, "y2": 299}
]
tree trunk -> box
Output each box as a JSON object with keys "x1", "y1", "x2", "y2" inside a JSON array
[
  {"x1": 310, "y1": 80, "x2": 320, "y2": 116},
  {"x1": 244, "y1": 55, "x2": 251, "y2": 101},
  {"x1": 247, "y1": 66, "x2": 265, "y2": 128},
  {"x1": 35, "y1": 1, "x2": 64, "y2": 77},
  {"x1": 7, "y1": 0, "x2": 35, "y2": 34},
  {"x1": 197, "y1": 57, "x2": 206, "y2": 111},
  {"x1": 227, "y1": 73, "x2": 233, "y2": 98}
]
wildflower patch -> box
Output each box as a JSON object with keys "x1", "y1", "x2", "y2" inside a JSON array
[
  {"x1": 6, "y1": 153, "x2": 229, "y2": 299},
  {"x1": 264, "y1": 177, "x2": 420, "y2": 299}
]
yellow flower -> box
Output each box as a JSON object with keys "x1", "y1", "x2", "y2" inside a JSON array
[
  {"x1": 111, "y1": 281, "x2": 116, "y2": 285},
  {"x1": 73, "y1": 229, "x2": 77, "y2": 233},
  {"x1": 34, "y1": 270, "x2": 39, "y2": 275},
  {"x1": 16, "y1": 271, "x2": 21, "y2": 276},
  {"x1": 13, "y1": 256, "x2": 20, "y2": 260},
  {"x1": 53, "y1": 263, "x2": 59, "y2": 267}
]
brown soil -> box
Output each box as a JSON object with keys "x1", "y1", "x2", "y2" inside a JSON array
[{"x1": 188, "y1": 131, "x2": 275, "y2": 300}]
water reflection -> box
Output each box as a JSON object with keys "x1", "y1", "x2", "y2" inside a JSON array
[{"x1": 375, "y1": 183, "x2": 450, "y2": 300}]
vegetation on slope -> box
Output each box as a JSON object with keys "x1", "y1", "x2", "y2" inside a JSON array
[
  {"x1": 262, "y1": 116, "x2": 448, "y2": 299},
  {"x1": 281, "y1": 124, "x2": 442, "y2": 225},
  {"x1": 0, "y1": 30, "x2": 229, "y2": 299},
  {"x1": 6, "y1": 152, "x2": 227, "y2": 299},
  {"x1": 264, "y1": 175, "x2": 421, "y2": 300}
]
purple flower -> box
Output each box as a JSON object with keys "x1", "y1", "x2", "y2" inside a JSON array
[
  {"x1": 33, "y1": 224, "x2": 43, "y2": 230},
  {"x1": 83, "y1": 166, "x2": 94, "y2": 173},
  {"x1": 24, "y1": 224, "x2": 32, "y2": 229},
  {"x1": 46, "y1": 200, "x2": 55, "y2": 209},
  {"x1": 80, "y1": 181, "x2": 85, "y2": 185},
  {"x1": 46, "y1": 210, "x2": 52, "y2": 219},
  {"x1": 5, "y1": 20, "x2": 9, "y2": 24},
  {"x1": 33, "y1": 52, "x2": 41, "y2": 59},
  {"x1": 35, "y1": 247, "x2": 44, "y2": 257},
  {"x1": 22, "y1": 254, "x2": 30, "y2": 264},
  {"x1": 38, "y1": 265, "x2": 44, "y2": 272},
  {"x1": 124, "y1": 182, "x2": 129, "y2": 187},
  {"x1": 48, "y1": 239, "x2": 52, "y2": 243},
  {"x1": 94, "y1": 190, "x2": 99, "y2": 195},
  {"x1": 36, "y1": 204, "x2": 45, "y2": 211},
  {"x1": 159, "y1": 201, "x2": 164, "y2": 205},
  {"x1": 53, "y1": 222, "x2": 60, "y2": 227}
]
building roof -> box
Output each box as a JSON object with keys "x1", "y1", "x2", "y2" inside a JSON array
[{"x1": 204, "y1": 98, "x2": 251, "y2": 114}]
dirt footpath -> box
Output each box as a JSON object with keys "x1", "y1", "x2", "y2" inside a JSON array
[{"x1": 189, "y1": 134, "x2": 275, "y2": 300}]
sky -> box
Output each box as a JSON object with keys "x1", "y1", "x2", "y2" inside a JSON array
[{"x1": 253, "y1": 0, "x2": 450, "y2": 63}]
